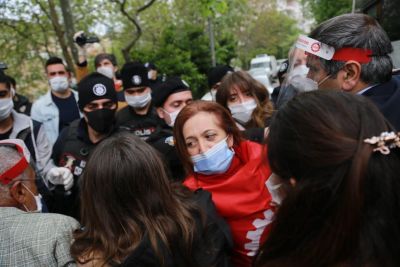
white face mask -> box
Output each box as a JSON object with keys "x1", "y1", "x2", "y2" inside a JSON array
[
  {"x1": 22, "y1": 183, "x2": 43, "y2": 213},
  {"x1": 125, "y1": 92, "x2": 152, "y2": 108},
  {"x1": 49, "y1": 76, "x2": 69, "y2": 92},
  {"x1": 0, "y1": 97, "x2": 14, "y2": 121},
  {"x1": 228, "y1": 99, "x2": 257, "y2": 124},
  {"x1": 97, "y1": 66, "x2": 114, "y2": 79},
  {"x1": 289, "y1": 65, "x2": 309, "y2": 79},
  {"x1": 266, "y1": 174, "x2": 284, "y2": 205},
  {"x1": 210, "y1": 89, "x2": 217, "y2": 102},
  {"x1": 162, "y1": 108, "x2": 181, "y2": 127}
]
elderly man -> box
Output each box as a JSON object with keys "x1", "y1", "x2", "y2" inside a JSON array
[
  {"x1": 0, "y1": 139, "x2": 79, "y2": 266},
  {"x1": 305, "y1": 13, "x2": 400, "y2": 129}
]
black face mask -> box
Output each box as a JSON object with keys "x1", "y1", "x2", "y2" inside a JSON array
[{"x1": 85, "y1": 109, "x2": 116, "y2": 133}]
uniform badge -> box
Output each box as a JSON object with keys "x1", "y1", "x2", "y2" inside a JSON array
[
  {"x1": 132, "y1": 75, "x2": 142, "y2": 85},
  {"x1": 93, "y1": 83, "x2": 107, "y2": 96}
]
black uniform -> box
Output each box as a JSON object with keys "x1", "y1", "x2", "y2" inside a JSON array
[
  {"x1": 116, "y1": 105, "x2": 164, "y2": 141},
  {"x1": 51, "y1": 118, "x2": 114, "y2": 219},
  {"x1": 13, "y1": 93, "x2": 32, "y2": 115},
  {"x1": 146, "y1": 125, "x2": 186, "y2": 181}
]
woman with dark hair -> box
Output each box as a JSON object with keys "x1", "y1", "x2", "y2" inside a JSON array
[
  {"x1": 255, "y1": 90, "x2": 400, "y2": 267},
  {"x1": 216, "y1": 71, "x2": 274, "y2": 143},
  {"x1": 70, "y1": 133, "x2": 232, "y2": 267},
  {"x1": 173, "y1": 100, "x2": 273, "y2": 267}
]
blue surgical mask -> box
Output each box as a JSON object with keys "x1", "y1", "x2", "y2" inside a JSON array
[{"x1": 191, "y1": 137, "x2": 235, "y2": 175}]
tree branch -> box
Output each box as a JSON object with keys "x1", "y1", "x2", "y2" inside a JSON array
[{"x1": 111, "y1": 0, "x2": 156, "y2": 62}]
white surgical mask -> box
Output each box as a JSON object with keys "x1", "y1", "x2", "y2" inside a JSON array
[
  {"x1": 0, "y1": 97, "x2": 13, "y2": 121},
  {"x1": 289, "y1": 65, "x2": 309, "y2": 79},
  {"x1": 97, "y1": 66, "x2": 114, "y2": 79},
  {"x1": 210, "y1": 89, "x2": 217, "y2": 102},
  {"x1": 125, "y1": 92, "x2": 152, "y2": 108},
  {"x1": 22, "y1": 183, "x2": 43, "y2": 213},
  {"x1": 49, "y1": 76, "x2": 69, "y2": 92},
  {"x1": 266, "y1": 173, "x2": 284, "y2": 205},
  {"x1": 162, "y1": 108, "x2": 181, "y2": 127},
  {"x1": 228, "y1": 99, "x2": 257, "y2": 124}
]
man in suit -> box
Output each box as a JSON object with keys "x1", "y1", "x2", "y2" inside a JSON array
[{"x1": 0, "y1": 139, "x2": 79, "y2": 266}]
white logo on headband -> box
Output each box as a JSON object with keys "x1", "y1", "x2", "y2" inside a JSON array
[
  {"x1": 132, "y1": 75, "x2": 142, "y2": 85},
  {"x1": 93, "y1": 83, "x2": 107, "y2": 96},
  {"x1": 296, "y1": 35, "x2": 335, "y2": 60}
]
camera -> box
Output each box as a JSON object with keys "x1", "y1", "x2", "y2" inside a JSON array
[
  {"x1": 0, "y1": 62, "x2": 8, "y2": 70},
  {"x1": 74, "y1": 32, "x2": 100, "y2": 47}
]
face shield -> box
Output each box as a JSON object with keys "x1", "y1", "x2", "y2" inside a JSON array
[{"x1": 276, "y1": 35, "x2": 335, "y2": 109}]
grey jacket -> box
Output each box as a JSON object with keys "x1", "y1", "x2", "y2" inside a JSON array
[
  {"x1": 10, "y1": 110, "x2": 54, "y2": 177},
  {"x1": 0, "y1": 207, "x2": 79, "y2": 267}
]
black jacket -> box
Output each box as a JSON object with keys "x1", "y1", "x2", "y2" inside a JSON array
[
  {"x1": 146, "y1": 126, "x2": 186, "y2": 181},
  {"x1": 362, "y1": 76, "x2": 400, "y2": 130}
]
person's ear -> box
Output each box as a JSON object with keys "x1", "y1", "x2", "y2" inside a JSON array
[
  {"x1": 156, "y1": 107, "x2": 165, "y2": 119},
  {"x1": 340, "y1": 61, "x2": 361, "y2": 92},
  {"x1": 227, "y1": 134, "x2": 234, "y2": 148},
  {"x1": 289, "y1": 177, "x2": 297, "y2": 187},
  {"x1": 9, "y1": 181, "x2": 29, "y2": 206}
]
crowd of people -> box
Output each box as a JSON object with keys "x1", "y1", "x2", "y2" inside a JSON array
[{"x1": 1, "y1": 13, "x2": 400, "y2": 267}]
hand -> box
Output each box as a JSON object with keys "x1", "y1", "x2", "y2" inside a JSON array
[{"x1": 46, "y1": 167, "x2": 74, "y2": 191}]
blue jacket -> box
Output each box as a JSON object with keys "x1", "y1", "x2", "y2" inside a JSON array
[{"x1": 362, "y1": 76, "x2": 400, "y2": 130}]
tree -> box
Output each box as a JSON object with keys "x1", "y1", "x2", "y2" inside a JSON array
[
  {"x1": 302, "y1": 0, "x2": 352, "y2": 24},
  {"x1": 110, "y1": 0, "x2": 156, "y2": 62}
]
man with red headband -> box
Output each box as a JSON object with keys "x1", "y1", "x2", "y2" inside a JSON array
[
  {"x1": 0, "y1": 139, "x2": 79, "y2": 266},
  {"x1": 305, "y1": 13, "x2": 400, "y2": 129}
]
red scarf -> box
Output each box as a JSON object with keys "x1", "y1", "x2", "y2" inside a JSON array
[{"x1": 184, "y1": 140, "x2": 273, "y2": 267}]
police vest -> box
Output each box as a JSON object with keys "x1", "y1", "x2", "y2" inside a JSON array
[{"x1": 56, "y1": 120, "x2": 95, "y2": 178}]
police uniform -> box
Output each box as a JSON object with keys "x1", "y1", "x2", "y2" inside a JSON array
[
  {"x1": 146, "y1": 77, "x2": 193, "y2": 181},
  {"x1": 116, "y1": 105, "x2": 164, "y2": 140},
  {"x1": 116, "y1": 62, "x2": 164, "y2": 140},
  {"x1": 50, "y1": 72, "x2": 117, "y2": 219}
]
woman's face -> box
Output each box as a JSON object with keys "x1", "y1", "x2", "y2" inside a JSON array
[
  {"x1": 182, "y1": 111, "x2": 233, "y2": 156},
  {"x1": 227, "y1": 86, "x2": 255, "y2": 106}
]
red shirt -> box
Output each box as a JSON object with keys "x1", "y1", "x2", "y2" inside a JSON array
[{"x1": 184, "y1": 140, "x2": 273, "y2": 267}]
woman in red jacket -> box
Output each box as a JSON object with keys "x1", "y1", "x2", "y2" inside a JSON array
[{"x1": 174, "y1": 100, "x2": 273, "y2": 267}]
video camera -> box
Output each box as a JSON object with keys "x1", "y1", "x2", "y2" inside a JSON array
[{"x1": 74, "y1": 31, "x2": 100, "y2": 47}]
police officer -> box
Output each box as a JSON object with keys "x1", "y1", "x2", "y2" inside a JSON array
[
  {"x1": 116, "y1": 62, "x2": 164, "y2": 140},
  {"x1": 147, "y1": 77, "x2": 193, "y2": 181},
  {"x1": 51, "y1": 72, "x2": 117, "y2": 219}
]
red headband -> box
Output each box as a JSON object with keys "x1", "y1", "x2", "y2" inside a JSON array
[
  {"x1": 332, "y1": 47, "x2": 373, "y2": 63},
  {"x1": 0, "y1": 143, "x2": 29, "y2": 185}
]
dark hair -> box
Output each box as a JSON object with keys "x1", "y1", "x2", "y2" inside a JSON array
[
  {"x1": 45, "y1": 57, "x2": 68, "y2": 71},
  {"x1": 94, "y1": 53, "x2": 117, "y2": 68},
  {"x1": 255, "y1": 90, "x2": 400, "y2": 267},
  {"x1": 173, "y1": 101, "x2": 242, "y2": 174},
  {"x1": 216, "y1": 70, "x2": 274, "y2": 128},
  {"x1": 70, "y1": 133, "x2": 200, "y2": 266},
  {"x1": 0, "y1": 74, "x2": 11, "y2": 90},
  {"x1": 309, "y1": 13, "x2": 393, "y2": 85},
  {"x1": 4, "y1": 75, "x2": 15, "y2": 88}
]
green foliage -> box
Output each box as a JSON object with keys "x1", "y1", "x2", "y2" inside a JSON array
[
  {"x1": 302, "y1": 0, "x2": 352, "y2": 24},
  {"x1": 238, "y1": 9, "x2": 301, "y2": 68}
]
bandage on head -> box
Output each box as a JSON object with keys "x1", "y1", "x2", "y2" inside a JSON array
[
  {"x1": 296, "y1": 35, "x2": 373, "y2": 64},
  {"x1": 0, "y1": 142, "x2": 29, "y2": 185}
]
